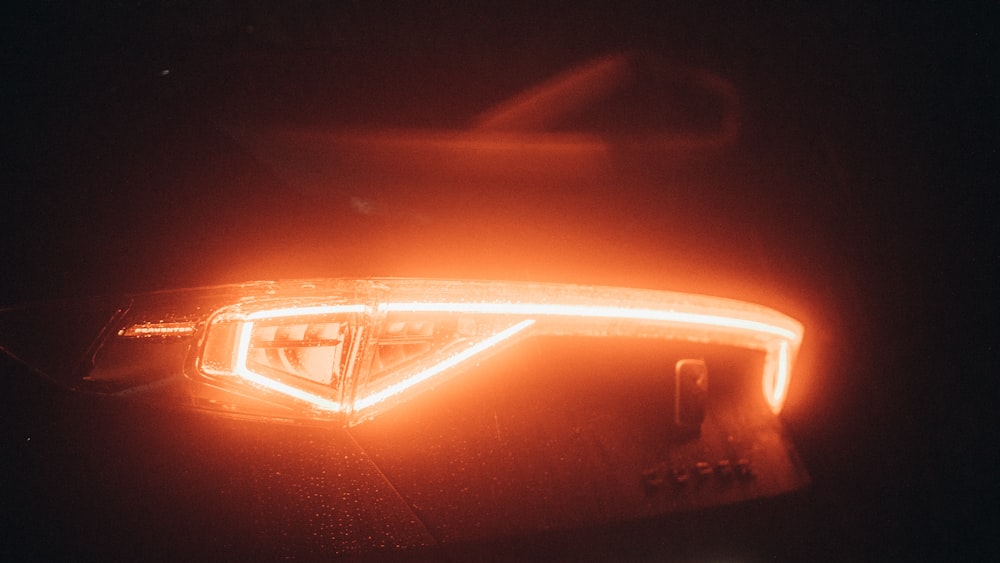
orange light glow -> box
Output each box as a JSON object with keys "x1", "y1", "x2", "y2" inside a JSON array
[
  {"x1": 245, "y1": 304, "x2": 366, "y2": 320},
  {"x1": 383, "y1": 301, "x2": 799, "y2": 340},
  {"x1": 199, "y1": 280, "x2": 803, "y2": 420},
  {"x1": 353, "y1": 319, "x2": 535, "y2": 413},
  {"x1": 234, "y1": 321, "x2": 343, "y2": 412},
  {"x1": 763, "y1": 340, "x2": 792, "y2": 414}
]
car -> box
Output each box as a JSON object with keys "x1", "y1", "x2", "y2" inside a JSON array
[{"x1": 2, "y1": 3, "x2": 991, "y2": 560}]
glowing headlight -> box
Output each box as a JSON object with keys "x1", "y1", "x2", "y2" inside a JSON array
[
  {"x1": 0, "y1": 279, "x2": 802, "y2": 425},
  {"x1": 178, "y1": 279, "x2": 803, "y2": 424}
]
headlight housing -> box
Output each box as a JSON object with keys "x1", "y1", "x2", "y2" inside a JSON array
[{"x1": 1, "y1": 279, "x2": 803, "y2": 426}]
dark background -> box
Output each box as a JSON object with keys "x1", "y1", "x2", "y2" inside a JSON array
[{"x1": 2, "y1": 2, "x2": 996, "y2": 559}]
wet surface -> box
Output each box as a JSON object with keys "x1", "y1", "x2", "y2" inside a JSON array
[{"x1": 350, "y1": 337, "x2": 808, "y2": 544}]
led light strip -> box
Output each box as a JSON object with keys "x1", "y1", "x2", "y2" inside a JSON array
[
  {"x1": 353, "y1": 319, "x2": 536, "y2": 413},
  {"x1": 238, "y1": 301, "x2": 797, "y2": 340},
  {"x1": 234, "y1": 320, "x2": 343, "y2": 412},
  {"x1": 384, "y1": 301, "x2": 799, "y2": 340},
  {"x1": 764, "y1": 340, "x2": 791, "y2": 413}
]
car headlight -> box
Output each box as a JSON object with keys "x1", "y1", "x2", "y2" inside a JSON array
[{"x1": 0, "y1": 279, "x2": 802, "y2": 426}]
